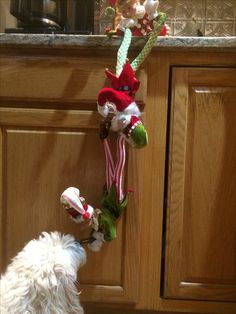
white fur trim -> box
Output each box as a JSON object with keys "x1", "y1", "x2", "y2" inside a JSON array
[
  {"x1": 88, "y1": 239, "x2": 103, "y2": 252},
  {"x1": 119, "y1": 17, "x2": 137, "y2": 29},
  {"x1": 88, "y1": 232, "x2": 105, "y2": 252},
  {"x1": 86, "y1": 205, "x2": 94, "y2": 218},
  {"x1": 61, "y1": 187, "x2": 85, "y2": 215},
  {"x1": 123, "y1": 102, "x2": 141, "y2": 117},
  {"x1": 97, "y1": 101, "x2": 116, "y2": 117},
  {"x1": 97, "y1": 103, "x2": 109, "y2": 117},
  {"x1": 92, "y1": 231, "x2": 105, "y2": 241},
  {"x1": 111, "y1": 114, "x2": 131, "y2": 131},
  {"x1": 110, "y1": 102, "x2": 141, "y2": 132}
]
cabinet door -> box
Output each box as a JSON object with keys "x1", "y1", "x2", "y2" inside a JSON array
[
  {"x1": 0, "y1": 108, "x2": 139, "y2": 303},
  {"x1": 0, "y1": 55, "x2": 142, "y2": 303},
  {"x1": 164, "y1": 67, "x2": 236, "y2": 301}
]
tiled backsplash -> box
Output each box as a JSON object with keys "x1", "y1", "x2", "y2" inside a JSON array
[
  {"x1": 159, "y1": 0, "x2": 236, "y2": 36},
  {"x1": 98, "y1": 0, "x2": 236, "y2": 36},
  {"x1": 1, "y1": 0, "x2": 236, "y2": 36}
]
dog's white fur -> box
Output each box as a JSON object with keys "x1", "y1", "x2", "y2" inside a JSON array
[{"x1": 0, "y1": 231, "x2": 86, "y2": 314}]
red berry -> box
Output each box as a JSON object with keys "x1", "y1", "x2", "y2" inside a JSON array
[{"x1": 83, "y1": 212, "x2": 90, "y2": 220}]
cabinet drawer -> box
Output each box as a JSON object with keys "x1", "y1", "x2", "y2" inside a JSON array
[{"x1": 0, "y1": 56, "x2": 146, "y2": 104}]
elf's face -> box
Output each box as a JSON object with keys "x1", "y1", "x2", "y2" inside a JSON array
[{"x1": 119, "y1": 0, "x2": 138, "y2": 18}]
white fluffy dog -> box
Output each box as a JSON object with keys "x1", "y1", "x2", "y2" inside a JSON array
[{"x1": 0, "y1": 232, "x2": 86, "y2": 314}]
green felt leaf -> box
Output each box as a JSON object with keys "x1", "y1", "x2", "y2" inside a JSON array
[
  {"x1": 102, "y1": 184, "x2": 121, "y2": 219},
  {"x1": 99, "y1": 184, "x2": 129, "y2": 241},
  {"x1": 99, "y1": 207, "x2": 116, "y2": 241}
]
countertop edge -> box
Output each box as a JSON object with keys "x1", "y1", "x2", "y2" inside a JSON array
[{"x1": 0, "y1": 34, "x2": 236, "y2": 51}]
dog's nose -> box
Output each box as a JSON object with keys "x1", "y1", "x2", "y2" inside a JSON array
[
  {"x1": 74, "y1": 240, "x2": 81, "y2": 245},
  {"x1": 73, "y1": 240, "x2": 87, "y2": 266},
  {"x1": 75, "y1": 238, "x2": 94, "y2": 246}
]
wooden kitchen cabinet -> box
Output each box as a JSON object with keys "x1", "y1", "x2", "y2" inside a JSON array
[
  {"x1": 164, "y1": 68, "x2": 236, "y2": 301},
  {"x1": 144, "y1": 51, "x2": 236, "y2": 314},
  {"x1": 0, "y1": 41, "x2": 236, "y2": 314},
  {"x1": 0, "y1": 52, "x2": 144, "y2": 304}
]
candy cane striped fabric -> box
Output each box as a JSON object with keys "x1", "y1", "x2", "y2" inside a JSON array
[
  {"x1": 60, "y1": 187, "x2": 84, "y2": 214},
  {"x1": 103, "y1": 138, "x2": 115, "y2": 191},
  {"x1": 114, "y1": 134, "x2": 126, "y2": 201},
  {"x1": 103, "y1": 135, "x2": 126, "y2": 201}
]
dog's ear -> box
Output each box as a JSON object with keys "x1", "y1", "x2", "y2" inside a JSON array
[
  {"x1": 32, "y1": 268, "x2": 83, "y2": 313},
  {"x1": 33, "y1": 270, "x2": 58, "y2": 291},
  {"x1": 53, "y1": 264, "x2": 68, "y2": 278},
  {"x1": 54, "y1": 262, "x2": 78, "y2": 285},
  {"x1": 49, "y1": 277, "x2": 84, "y2": 313}
]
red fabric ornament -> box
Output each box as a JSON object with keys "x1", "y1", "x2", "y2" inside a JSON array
[
  {"x1": 83, "y1": 203, "x2": 88, "y2": 211},
  {"x1": 97, "y1": 61, "x2": 140, "y2": 114},
  {"x1": 105, "y1": 62, "x2": 140, "y2": 96},
  {"x1": 83, "y1": 212, "x2": 90, "y2": 220},
  {"x1": 97, "y1": 87, "x2": 134, "y2": 112},
  {"x1": 108, "y1": 0, "x2": 117, "y2": 7},
  {"x1": 67, "y1": 208, "x2": 80, "y2": 219}
]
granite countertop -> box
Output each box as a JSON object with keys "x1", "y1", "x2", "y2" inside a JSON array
[{"x1": 0, "y1": 33, "x2": 236, "y2": 51}]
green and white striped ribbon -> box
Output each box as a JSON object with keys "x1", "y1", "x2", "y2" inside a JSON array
[
  {"x1": 115, "y1": 12, "x2": 166, "y2": 75},
  {"x1": 116, "y1": 28, "x2": 132, "y2": 76},
  {"x1": 131, "y1": 12, "x2": 166, "y2": 72}
]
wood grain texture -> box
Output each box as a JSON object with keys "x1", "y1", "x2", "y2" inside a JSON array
[
  {"x1": 164, "y1": 68, "x2": 236, "y2": 301},
  {"x1": 136, "y1": 52, "x2": 170, "y2": 310},
  {"x1": 0, "y1": 108, "x2": 138, "y2": 303},
  {"x1": 0, "y1": 56, "x2": 146, "y2": 103},
  {"x1": 0, "y1": 44, "x2": 236, "y2": 313},
  {"x1": 0, "y1": 108, "x2": 101, "y2": 128},
  {"x1": 0, "y1": 128, "x2": 3, "y2": 272},
  {"x1": 156, "y1": 51, "x2": 236, "y2": 314}
]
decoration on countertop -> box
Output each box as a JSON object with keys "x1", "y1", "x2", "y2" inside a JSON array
[
  {"x1": 105, "y1": 0, "x2": 169, "y2": 36},
  {"x1": 61, "y1": 11, "x2": 166, "y2": 251}
]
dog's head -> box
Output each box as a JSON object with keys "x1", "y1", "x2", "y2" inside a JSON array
[
  {"x1": 13, "y1": 231, "x2": 86, "y2": 286},
  {"x1": 1, "y1": 232, "x2": 86, "y2": 313}
]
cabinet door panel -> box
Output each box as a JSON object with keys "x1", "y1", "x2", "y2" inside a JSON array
[
  {"x1": 0, "y1": 108, "x2": 139, "y2": 303},
  {"x1": 164, "y1": 68, "x2": 236, "y2": 301}
]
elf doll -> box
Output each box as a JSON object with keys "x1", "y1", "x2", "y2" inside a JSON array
[
  {"x1": 97, "y1": 60, "x2": 148, "y2": 148},
  {"x1": 61, "y1": 11, "x2": 167, "y2": 251},
  {"x1": 107, "y1": 0, "x2": 169, "y2": 36}
]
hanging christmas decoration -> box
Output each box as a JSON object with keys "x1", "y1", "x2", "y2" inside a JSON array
[{"x1": 61, "y1": 12, "x2": 166, "y2": 251}]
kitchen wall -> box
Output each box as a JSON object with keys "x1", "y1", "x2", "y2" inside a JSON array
[
  {"x1": 0, "y1": 1, "x2": 235, "y2": 35},
  {"x1": 0, "y1": 0, "x2": 16, "y2": 32},
  {"x1": 160, "y1": 0, "x2": 236, "y2": 36}
]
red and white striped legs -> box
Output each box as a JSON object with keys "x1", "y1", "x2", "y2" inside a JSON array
[
  {"x1": 103, "y1": 138, "x2": 115, "y2": 191},
  {"x1": 103, "y1": 134, "x2": 126, "y2": 202}
]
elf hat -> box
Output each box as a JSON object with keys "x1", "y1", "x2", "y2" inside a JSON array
[
  {"x1": 123, "y1": 115, "x2": 148, "y2": 148},
  {"x1": 60, "y1": 187, "x2": 94, "y2": 221},
  {"x1": 97, "y1": 87, "x2": 136, "y2": 117},
  {"x1": 105, "y1": 61, "x2": 140, "y2": 96}
]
